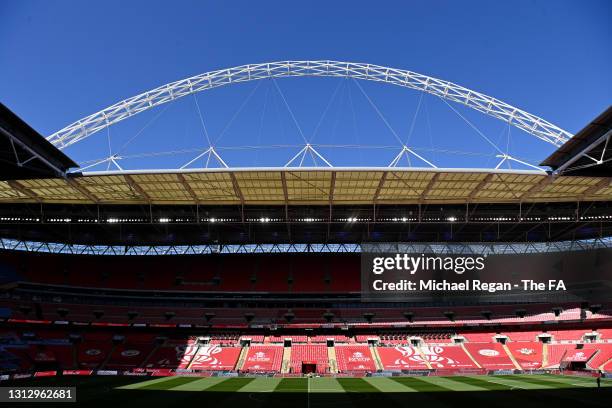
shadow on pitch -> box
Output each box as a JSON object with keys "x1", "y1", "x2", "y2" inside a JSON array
[
  {"x1": 3, "y1": 377, "x2": 611, "y2": 408},
  {"x1": 80, "y1": 387, "x2": 612, "y2": 408}
]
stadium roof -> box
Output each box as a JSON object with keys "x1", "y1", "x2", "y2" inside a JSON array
[
  {"x1": 541, "y1": 106, "x2": 612, "y2": 177},
  {"x1": 0, "y1": 103, "x2": 77, "y2": 180},
  {"x1": 0, "y1": 168, "x2": 610, "y2": 206}
]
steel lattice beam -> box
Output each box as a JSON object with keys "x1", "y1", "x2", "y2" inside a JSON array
[
  {"x1": 47, "y1": 61, "x2": 572, "y2": 150},
  {"x1": 2, "y1": 237, "x2": 611, "y2": 256}
]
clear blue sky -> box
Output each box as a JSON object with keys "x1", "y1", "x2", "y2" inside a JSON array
[{"x1": 1, "y1": 0, "x2": 610, "y2": 170}]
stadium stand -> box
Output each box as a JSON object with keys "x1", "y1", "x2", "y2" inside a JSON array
[
  {"x1": 241, "y1": 345, "x2": 283, "y2": 372},
  {"x1": 503, "y1": 331, "x2": 541, "y2": 342},
  {"x1": 461, "y1": 333, "x2": 497, "y2": 343},
  {"x1": 6, "y1": 253, "x2": 362, "y2": 294},
  {"x1": 146, "y1": 344, "x2": 190, "y2": 369},
  {"x1": 188, "y1": 345, "x2": 241, "y2": 370},
  {"x1": 463, "y1": 343, "x2": 515, "y2": 370},
  {"x1": 3, "y1": 327, "x2": 612, "y2": 374},
  {"x1": 105, "y1": 342, "x2": 153, "y2": 370},
  {"x1": 420, "y1": 345, "x2": 479, "y2": 369},
  {"x1": 506, "y1": 341, "x2": 543, "y2": 369},
  {"x1": 377, "y1": 345, "x2": 479, "y2": 370},
  {"x1": 335, "y1": 345, "x2": 376, "y2": 372},
  {"x1": 268, "y1": 336, "x2": 308, "y2": 343},
  {"x1": 355, "y1": 335, "x2": 379, "y2": 343},
  {"x1": 562, "y1": 347, "x2": 598, "y2": 364},
  {"x1": 598, "y1": 328, "x2": 612, "y2": 339},
  {"x1": 240, "y1": 335, "x2": 264, "y2": 343},
  {"x1": 0, "y1": 70, "x2": 610, "y2": 399},
  {"x1": 546, "y1": 344, "x2": 577, "y2": 367},
  {"x1": 576, "y1": 343, "x2": 612, "y2": 369},
  {"x1": 289, "y1": 344, "x2": 328, "y2": 374},
  {"x1": 378, "y1": 346, "x2": 429, "y2": 369},
  {"x1": 311, "y1": 335, "x2": 349, "y2": 343},
  {"x1": 77, "y1": 333, "x2": 114, "y2": 369},
  {"x1": 547, "y1": 330, "x2": 590, "y2": 341}
]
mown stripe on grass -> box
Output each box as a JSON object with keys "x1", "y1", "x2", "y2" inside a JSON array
[
  {"x1": 483, "y1": 376, "x2": 550, "y2": 390},
  {"x1": 170, "y1": 377, "x2": 227, "y2": 391},
  {"x1": 337, "y1": 378, "x2": 380, "y2": 393},
  {"x1": 117, "y1": 376, "x2": 180, "y2": 389},
  {"x1": 139, "y1": 376, "x2": 203, "y2": 390},
  {"x1": 499, "y1": 375, "x2": 612, "y2": 407},
  {"x1": 364, "y1": 377, "x2": 418, "y2": 392},
  {"x1": 390, "y1": 376, "x2": 452, "y2": 392},
  {"x1": 446, "y1": 376, "x2": 514, "y2": 391},
  {"x1": 274, "y1": 378, "x2": 308, "y2": 393},
  {"x1": 508, "y1": 375, "x2": 584, "y2": 389},
  {"x1": 237, "y1": 377, "x2": 282, "y2": 392},
  {"x1": 309, "y1": 377, "x2": 344, "y2": 393},
  {"x1": 204, "y1": 378, "x2": 255, "y2": 392},
  {"x1": 522, "y1": 374, "x2": 606, "y2": 388},
  {"x1": 418, "y1": 376, "x2": 485, "y2": 391},
  {"x1": 493, "y1": 375, "x2": 564, "y2": 389}
]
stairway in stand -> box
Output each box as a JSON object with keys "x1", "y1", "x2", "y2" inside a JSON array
[
  {"x1": 235, "y1": 345, "x2": 249, "y2": 370},
  {"x1": 328, "y1": 346, "x2": 338, "y2": 373},
  {"x1": 281, "y1": 346, "x2": 291, "y2": 373},
  {"x1": 369, "y1": 345, "x2": 384, "y2": 371}
]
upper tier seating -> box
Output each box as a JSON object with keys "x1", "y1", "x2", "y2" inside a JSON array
[
  {"x1": 547, "y1": 330, "x2": 590, "y2": 341},
  {"x1": 461, "y1": 333, "x2": 496, "y2": 342},
  {"x1": 355, "y1": 335, "x2": 379, "y2": 343},
  {"x1": 207, "y1": 333, "x2": 240, "y2": 346},
  {"x1": 503, "y1": 331, "x2": 541, "y2": 342},
  {"x1": 240, "y1": 335, "x2": 264, "y2": 343},
  {"x1": 268, "y1": 335, "x2": 308, "y2": 343},
  {"x1": 3, "y1": 297, "x2": 610, "y2": 328},
  {"x1": 311, "y1": 335, "x2": 349, "y2": 343},
  {"x1": 6, "y1": 253, "x2": 361, "y2": 293}
]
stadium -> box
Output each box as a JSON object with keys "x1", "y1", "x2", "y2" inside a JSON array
[{"x1": 1, "y1": 3, "x2": 611, "y2": 407}]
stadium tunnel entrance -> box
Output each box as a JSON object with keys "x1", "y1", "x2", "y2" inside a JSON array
[{"x1": 301, "y1": 361, "x2": 317, "y2": 374}]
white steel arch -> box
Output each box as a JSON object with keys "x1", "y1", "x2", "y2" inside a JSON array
[{"x1": 47, "y1": 60, "x2": 572, "y2": 149}]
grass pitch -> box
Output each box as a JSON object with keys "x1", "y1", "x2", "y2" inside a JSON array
[{"x1": 3, "y1": 374, "x2": 610, "y2": 407}]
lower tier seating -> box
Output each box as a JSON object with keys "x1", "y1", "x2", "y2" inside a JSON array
[
  {"x1": 506, "y1": 341, "x2": 543, "y2": 369},
  {"x1": 378, "y1": 345, "x2": 477, "y2": 370},
  {"x1": 3, "y1": 328, "x2": 612, "y2": 374},
  {"x1": 335, "y1": 345, "x2": 376, "y2": 372},
  {"x1": 188, "y1": 346, "x2": 241, "y2": 370},
  {"x1": 241, "y1": 345, "x2": 283, "y2": 372},
  {"x1": 464, "y1": 343, "x2": 515, "y2": 370},
  {"x1": 289, "y1": 344, "x2": 328, "y2": 374}
]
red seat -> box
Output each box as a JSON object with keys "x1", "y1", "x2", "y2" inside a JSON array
[
  {"x1": 335, "y1": 345, "x2": 375, "y2": 372},
  {"x1": 241, "y1": 345, "x2": 283, "y2": 372}
]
